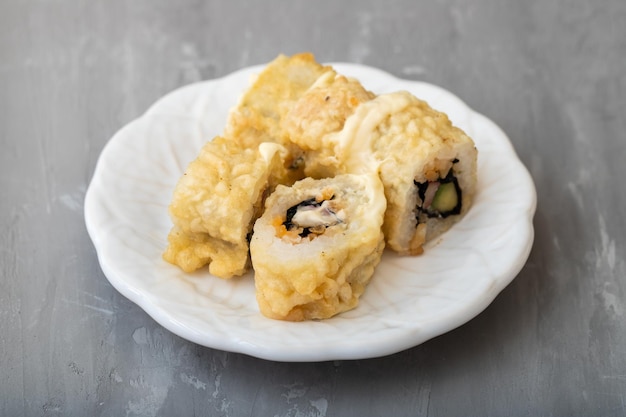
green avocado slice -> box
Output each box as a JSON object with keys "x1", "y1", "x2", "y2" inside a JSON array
[{"x1": 431, "y1": 182, "x2": 458, "y2": 213}]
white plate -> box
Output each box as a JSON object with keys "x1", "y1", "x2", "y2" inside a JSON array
[{"x1": 85, "y1": 63, "x2": 536, "y2": 362}]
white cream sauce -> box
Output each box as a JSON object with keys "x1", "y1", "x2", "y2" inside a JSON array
[
  {"x1": 292, "y1": 200, "x2": 345, "y2": 228},
  {"x1": 331, "y1": 91, "x2": 416, "y2": 173}
]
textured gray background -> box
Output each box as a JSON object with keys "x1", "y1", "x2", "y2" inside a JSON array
[{"x1": 2, "y1": 0, "x2": 625, "y2": 416}]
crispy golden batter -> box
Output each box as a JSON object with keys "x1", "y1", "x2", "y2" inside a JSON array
[
  {"x1": 163, "y1": 227, "x2": 249, "y2": 277},
  {"x1": 163, "y1": 136, "x2": 289, "y2": 278},
  {"x1": 281, "y1": 71, "x2": 375, "y2": 150},
  {"x1": 225, "y1": 53, "x2": 331, "y2": 149},
  {"x1": 281, "y1": 71, "x2": 375, "y2": 178}
]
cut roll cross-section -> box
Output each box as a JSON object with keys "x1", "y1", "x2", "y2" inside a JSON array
[
  {"x1": 365, "y1": 93, "x2": 478, "y2": 255},
  {"x1": 250, "y1": 173, "x2": 386, "y2": 321}
]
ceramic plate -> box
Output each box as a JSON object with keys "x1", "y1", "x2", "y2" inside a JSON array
[{"x1": 84, "y1": 63, "x2": 536, "y2": 362}]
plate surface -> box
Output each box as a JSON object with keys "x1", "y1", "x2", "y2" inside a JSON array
[{"x1": 84, "y1": 63, "x2": 536, "y2": 362}]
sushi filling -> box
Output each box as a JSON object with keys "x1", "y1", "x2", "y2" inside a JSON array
[
  {"x1": 283, "y1": 196, "x2": 344, "y2": 238},
  {"x1": 414, "y1": 169, "x2": 462, "y2": 219}
]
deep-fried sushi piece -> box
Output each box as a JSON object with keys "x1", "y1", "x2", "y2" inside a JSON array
[
  {"x1": 354, "y1": 92, "x2": 478, "y2": 255},
  {"x1": 280, "y1": 70, "x2": 376, "y2": 178},
  {"x1": 334, "y1": 92, "x2": 478, "y2": 255},
  {"x1": 250, "y1": 173, "x2": 386, "y2": 321},
  {"x1": 225, "y1": 52, "x2": 331, "y2": 150},
  {"x1": 163, "y1": 136, "x2": 291, "y2": 278}
]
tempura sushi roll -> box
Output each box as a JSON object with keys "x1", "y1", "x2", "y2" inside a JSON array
[
  {"x1": 341, "y1": 92, "x2": 478, "y2": 255},
  {"x1": 250, "y1": 173, "x2": 386, "y2": 321},
  {"x1": 163, "y1": 137, "x2": 291, "y2": 278},
  {"x1": 226, "y1": 52, "x2": 331, "y2": 149},
  {"x1": 280, "y1": 70, "x2": 375, "y2": 178}
]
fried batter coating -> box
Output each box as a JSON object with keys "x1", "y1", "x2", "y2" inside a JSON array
[
  {"x1": 163, "y1": 227, "x2": 249, "y2": 277},
  {"x1": 226, "y1": 53, "x2": 331, "y2": 149},
  {"x1": 163, "y1": 136, "x2": 289, "y2": 278},
  {"x1": 281, "y1": 71, "x2": 375, "y2": 178}
]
